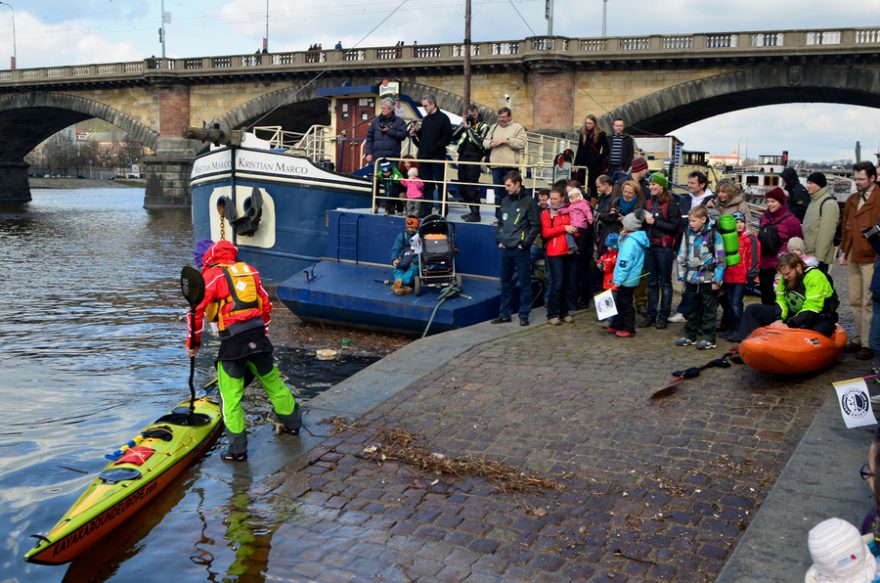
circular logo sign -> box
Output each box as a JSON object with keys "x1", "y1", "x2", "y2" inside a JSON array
[{"x1": 841, "y1": 388, "x2": 870, "y2": 419}]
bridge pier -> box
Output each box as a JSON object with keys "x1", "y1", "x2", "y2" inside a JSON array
[
  {"x1": 143, "y1": 137, "x2": 199, "y2": 209},
  {"x1": 0, "y1": 161, "x2": 31, "y2": 203},
  {"x1": 527, "y1": 61, "x2": 575, "y2": 135}
]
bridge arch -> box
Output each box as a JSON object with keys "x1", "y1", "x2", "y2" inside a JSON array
[
  {"x1": 216, "y1": 79, "x2": 498, "y2": 131},
  {"x1": 599, "y1": 64, "x2": 880, "y2": 136},
  {"x1": 0, "y1": 92, "x2": 158, "y2": 161}
]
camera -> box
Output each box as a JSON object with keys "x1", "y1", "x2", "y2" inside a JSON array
[
  {"x1": 379, "y1": 123, "x2": 389, "y2": 131},
  {"x1": 503, "y1": 93, "x2": 511, "y2": 102},
  {"x1": 863, "y1": 224, "x2": 880, "y2": 239},
  {"x1": 466, "y1": 114, "x2": 477, "y2": 125}
]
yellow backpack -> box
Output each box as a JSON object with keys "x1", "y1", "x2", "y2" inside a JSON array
[{"x1": 216, "y1": 262, "x2": 261, "y2": 330}]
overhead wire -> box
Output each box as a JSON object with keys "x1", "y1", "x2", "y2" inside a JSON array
[{"x1": 244, "y1": 0, "x2": 411, "y2": 131}]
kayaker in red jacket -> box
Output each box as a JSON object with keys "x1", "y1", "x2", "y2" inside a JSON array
[{"x1": 186, "y1": 240, "x2": 300, "y2": 461}]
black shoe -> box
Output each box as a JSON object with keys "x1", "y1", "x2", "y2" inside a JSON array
[
  {"x1": 462, "y1": 213, "x2": 481, "y2": 223},
  {"x1": 638, "y1": 318, "x2": 655, "y2": 328},
  {"x1": 491, "y1": 315, "x2": 512, "y2": 324},
  {"x1": 655, "y1": 319, "x2": 668, "y2": 329},
  {"x1": 857, "y1": 347, "x2": 875, "y2": 361},
  {"x1": 519, "y1": 317, "x2": 529, "y2": 326},
  {"x1": 221, "y1": 451, "x2": 248, "y2": 462}
]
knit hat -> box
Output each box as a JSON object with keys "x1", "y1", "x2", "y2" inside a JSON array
[
  {"x1": 732, "y1": 211, "x2": 746, "y2": 223},
  {"x1": 807, "y1": 172, "x2": 828, "y2": 188},
  {"x1": 805, "y1": 518, "x2": 876, "y2": 583},
  {"x1": 193, "y1": 239, "x2": 214, "y2": 269},
  {"x1": 630, "y1": 157, "x2": 648, "y2": 173},
  {"x1": 787, "y1": 236, "x2": 806, "y2": 254},
  {"x1": 378, "y1": 158, "x2": 392, "y2": 173},
  {"x1": 650, "y1": 172, "x2": 668, "y2": 190},
  {"x1": 622, "y1": 211, "x2": 644, "y2": 232},
  {"x1": 765, "y1": 187, "x2": 787, "y2": 205}
]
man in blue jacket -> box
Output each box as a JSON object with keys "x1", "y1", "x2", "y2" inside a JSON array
[
  {"x1": 492, "y1": 171, "x2": 540, "y2": 326},
  {"x1": 364, "y1": 98, "x2": 407, "y2": 167}
]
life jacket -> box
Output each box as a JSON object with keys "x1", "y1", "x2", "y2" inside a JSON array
[{"x1": 214, "y1": 262, "x2": 263, "y2": 333}]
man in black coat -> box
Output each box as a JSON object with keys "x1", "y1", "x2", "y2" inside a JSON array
[
  {"x1": 410, "y1": 95, "x2": 452, "y2": 217},
  {"x1": 782, "y1": 167, "x2": 810, "y2": 223}
]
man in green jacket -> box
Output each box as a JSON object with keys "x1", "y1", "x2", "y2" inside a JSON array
[{"x1": 729, "y1": 252, "x2": 838, "y2": 342}]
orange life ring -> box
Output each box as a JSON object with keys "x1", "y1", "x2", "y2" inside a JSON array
[{"x1": 739, "y1": 324, "x2": 847, "y2": 375}]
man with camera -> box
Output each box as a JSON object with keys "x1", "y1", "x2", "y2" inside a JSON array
[
  {"x1": 840, "y1": 161, "x2": 880, "y2": 359},
  {"x1": 483, "y1": 107, "x2": 527, "y2": 198},
  {"x1": 452, "y1": 104, "x2": 489, "y2": 222},
  {"x1": 364, "y1": 98, "x2": 407, "y2": 167}
]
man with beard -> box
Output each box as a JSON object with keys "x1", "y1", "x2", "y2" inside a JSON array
[{"x1": 728, "y1": 252, "x2": 838, "y2": 343}]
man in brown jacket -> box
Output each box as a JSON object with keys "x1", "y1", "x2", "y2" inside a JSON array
[{"x1": 839, "y1": 161, "x2": 880, "y2": 359}]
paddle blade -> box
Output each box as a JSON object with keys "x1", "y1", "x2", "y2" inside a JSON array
[{"x1": 180, "y1": 266, "x2": 205, "y2": 308}]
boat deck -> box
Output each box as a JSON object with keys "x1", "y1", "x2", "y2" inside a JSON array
[{"x1": 277, "y1": 261, "x2": 501, "y2": 335}]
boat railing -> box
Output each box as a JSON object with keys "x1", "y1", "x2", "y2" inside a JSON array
[
  {"x1": 368, "y1": 156, "x2": 572, "y2": 218},
  {"x1": 251, "y1": 124, "x2": 333, "y2": 161}
]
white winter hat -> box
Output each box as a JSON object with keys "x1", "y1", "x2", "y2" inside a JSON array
[{"x1": 804, "y1": 518, "x2": 877, "y2": 583}]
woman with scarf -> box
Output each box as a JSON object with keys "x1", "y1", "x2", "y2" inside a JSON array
[
  {"x1": 573, "y1": 114, "x2": 609, "y2": 199},
  {"x1": 757, "y1": 187, "x2": 803, "y2": 304},
  {"x1": 641, "y1": 173, "x2": 682, "y2": 329},
  {"x1": 541, "y1": 186, "x2": 579, "y2": 325}
]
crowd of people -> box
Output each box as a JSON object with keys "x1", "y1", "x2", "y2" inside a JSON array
[{"x1": 484, "y1": 135, "x2": 880, "y2": 360}]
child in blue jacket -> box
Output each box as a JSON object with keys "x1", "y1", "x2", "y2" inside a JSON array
[
  {"x1": 612, "y1": 211, "x2": 650, "y2": 337},
  {"x1": 675, "y1": 205, "x2": 725, "y2": 350}
]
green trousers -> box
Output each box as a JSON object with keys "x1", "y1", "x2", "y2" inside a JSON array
[{"x1": 217, "y1": 360, "x2": 296, "y2": 435}]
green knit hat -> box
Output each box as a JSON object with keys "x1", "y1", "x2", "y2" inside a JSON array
[{"x1": 650, "y1": 172, "x2": 668, "y2": 190}]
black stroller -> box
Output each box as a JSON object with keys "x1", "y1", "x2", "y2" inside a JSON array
[{"x1": 413, "y1": 214, "x2": 461, "y2": 296}]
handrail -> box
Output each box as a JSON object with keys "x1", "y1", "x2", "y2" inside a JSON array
[
  {"x1": 368, "y1": 156, "x2": 565, "y2": 217},
  {"x1": 1, "y1": 26, "x2": 878, "y2": 78}
]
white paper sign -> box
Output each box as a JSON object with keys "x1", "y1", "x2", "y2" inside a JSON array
[
  {"x1": 833, "y1": 378, "x2": 877, "y2": 429},
  {"x1": 594, "y1": 289, "x2": 618, "y2": 321}
]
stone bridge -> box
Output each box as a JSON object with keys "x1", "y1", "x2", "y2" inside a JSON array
[{"x1": 0, "y1": 26, "x2": 878, "y2": 206}]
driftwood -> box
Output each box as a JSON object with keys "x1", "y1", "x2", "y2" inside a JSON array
[{"x1": 182, "y1": 126, "x2": 244, "y2": 147}]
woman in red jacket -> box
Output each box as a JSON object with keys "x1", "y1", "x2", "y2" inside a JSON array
[{"x1": 541, "y1": 186, "x2": 579, "y2": 325}]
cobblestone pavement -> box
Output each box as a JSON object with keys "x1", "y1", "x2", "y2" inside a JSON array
[{"x1": 256, "y1": 275, "x2": 870, "y2": 582}]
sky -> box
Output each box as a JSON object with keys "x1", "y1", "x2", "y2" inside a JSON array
[{"x1": 0, "y1": 0, "x2": 878, "y2": 163}]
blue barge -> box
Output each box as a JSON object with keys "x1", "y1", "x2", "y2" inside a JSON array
[{"x1": 277, "y1": 210, "x2": 502, "y2": 335}]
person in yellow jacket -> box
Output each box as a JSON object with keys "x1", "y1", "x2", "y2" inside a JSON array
[{"x1": 729, "y1": 252, "x2": 839, "y2": 342}]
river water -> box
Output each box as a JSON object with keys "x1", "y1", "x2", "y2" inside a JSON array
[{"x1": 1, "y1": 189, "x2": 376, "y2": 582}]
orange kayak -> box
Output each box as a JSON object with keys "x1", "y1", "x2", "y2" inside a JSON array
[{"x1": 739, "y1": 324, "x2": 847, "y2": 375}]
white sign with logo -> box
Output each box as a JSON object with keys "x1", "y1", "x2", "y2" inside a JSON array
[
  {"x1": 833, "y1": 378, "x2": 877, "y2": 429},
  {"x1": 594, "y1": 289, "x2": 617, "y2": 321}
]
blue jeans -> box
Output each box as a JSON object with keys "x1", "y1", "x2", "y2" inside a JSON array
[
  {"x1": 499, "y1": 246, "x2": 533, "y2": 320},
  {"x1": 870, "y1": 300, "x2": 880, "y2": 360},
  {"x1": 393, "y1": 264, "x2": 418, "y2": 286},
  {"x1": 722, "y1": 282, "x2": 746, "y2": 334},
  {"x1": 546, "y1": 254, "x2": 577, "y2": 319},
  {"x1": 645, "y1": 245, "x2": 675, "y2": 322}
]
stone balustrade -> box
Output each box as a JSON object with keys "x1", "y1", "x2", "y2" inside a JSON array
[{"x1": 0, "y1": 26, "x2": 878, "y2": 86}]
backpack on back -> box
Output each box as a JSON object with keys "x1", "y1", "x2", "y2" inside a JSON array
[
  {"x1": 819, "y1": 197, "x2": 844, "y2": 247},
  {"x1": 758, "y1": 213, "x2": 791, "y2": 256}
]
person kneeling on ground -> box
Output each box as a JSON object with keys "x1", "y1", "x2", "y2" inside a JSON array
[
  {"x1": 728, "y1": 252, "x2": 838, "y2": 343},
  {"x1": 187, "y1": 240, "x2": 301, "y2": 462},
  {"x1": 391, "y1": 215, "x2": 420, "y2": 295}
]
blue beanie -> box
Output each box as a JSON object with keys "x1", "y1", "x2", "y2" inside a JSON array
[{"x1": 193, "y1": 239, "x2": 214, "y2": 268}]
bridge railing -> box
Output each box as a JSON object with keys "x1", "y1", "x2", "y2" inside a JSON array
[{"x1": 2, "y1": 26, "x2": 879, "y2": 81}]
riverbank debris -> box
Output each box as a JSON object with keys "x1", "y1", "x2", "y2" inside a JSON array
[
  {"x1": 319, "y1": 416, "x2": 361, "y2": 434},
  {"x1": 362, "y1": 427, "x2": 564, "y2": 494}
]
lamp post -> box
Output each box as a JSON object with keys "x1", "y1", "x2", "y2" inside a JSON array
[
  {"x1": 0, "y1": 1, "x2": 16, "y2": 70},
  {"x1": 602, "y1": 0, "x2": 608, "y2": 37},
  {"x1": 264, "y1": 0, "x2": 269, "y2": 52}
]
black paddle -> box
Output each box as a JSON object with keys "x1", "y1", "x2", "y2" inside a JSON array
[{"x1": 181, "y1": 266, "x2": 206, "y2": 414}]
